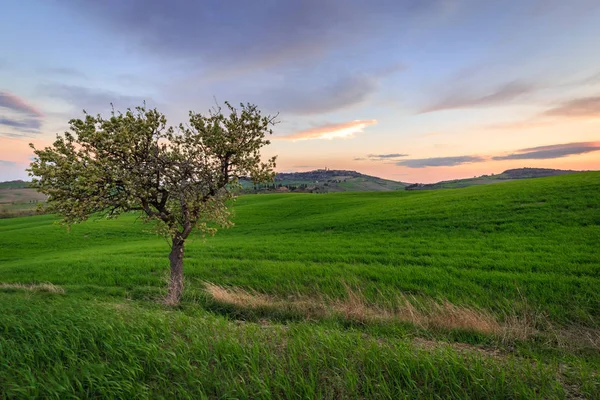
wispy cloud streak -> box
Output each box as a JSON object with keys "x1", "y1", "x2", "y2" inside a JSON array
[
  {"x1": 493, "y1": 141, "x2": 600, "y2": 160},
  {"x1": 278, "y1": 120, "x2": 377, "y2": 141},
  {"x1": 397, "y1": 156, "x2": 485, "y2": 168},
  {"x1": 543, "y1": 96, "x2": 600, "y2": 118},
  {"x1": 368, "y1": 153, "x2": 409, "y2": 159},
  {"x1": 0, "y1": 92, "x2": 43, "y2": 117},
  {"x1": 421, "y1": 81, "x2": 535, "y2": 113},
  {"x1": 0, "y1": 117, "x2": 41, "y2": 133},
  {"x1": 265, "y1": 74, "x2": 378, "y2": 115},
  {"x1": 37, "y1": 84, "x2": 152, "y2": 112}
]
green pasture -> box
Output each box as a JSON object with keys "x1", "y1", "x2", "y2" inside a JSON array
[{"x1": 1, "y1": 172, "x2": 599, "y2": 398}]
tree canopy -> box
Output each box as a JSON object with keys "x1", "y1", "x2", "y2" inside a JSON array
[{"x1": 29, "y1": 102, "x2": 277, "y2": 304}]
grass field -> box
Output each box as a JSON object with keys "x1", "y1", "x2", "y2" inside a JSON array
[{"x1": 1, "y1": 173, "x2": 599, "y2": 398}]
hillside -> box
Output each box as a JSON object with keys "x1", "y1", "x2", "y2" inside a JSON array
[
  {"x1": 242, "y1": 169, "x2": 407, "y2": 193},
  {"x1": 0, "y1": 180, "x2": 29, "y2": 189},
  {"x1": 1, "y1": 172, "x2": 599, "y2": 398},
  {"x1": 0, "y1": 169, "x2": 405, "y2": 217},
  {"x1": 0, "y1": 180, "x2": 45, "y2": 218},
  {"x1": 406, "y1": 167, "x2": 582, "y2": 190}
]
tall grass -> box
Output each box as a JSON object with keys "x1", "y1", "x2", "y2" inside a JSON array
[{"x1": 1, "y1": 292, "x2": 590, "y2": 399}]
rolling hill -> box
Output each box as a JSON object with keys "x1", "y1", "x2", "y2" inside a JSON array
[
  {"x1": 0, "y1": 172, "x2": 599, "y2": 398},
  {"x1": 241, "y1": 169, "x2": 408, "y2": 193},
  {"x1": 406, "y1": 167, "x2": 582, "y2": 190}
]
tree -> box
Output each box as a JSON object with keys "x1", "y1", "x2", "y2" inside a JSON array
[{"x1": 28, "y1": 102, "x2": 277, "y2": 304}]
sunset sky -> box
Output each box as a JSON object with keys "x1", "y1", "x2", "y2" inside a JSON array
[{"x1": 1, "y1": 0, "x2": 599, "y2": 183}]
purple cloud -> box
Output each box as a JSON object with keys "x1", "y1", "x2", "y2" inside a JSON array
[
  {"x1": 397, "y1": 156, "x2": 485, "y2": 168},
  {"x1": 264, "y1": 74, "x2": 378, "y2": 115},
  {"x1": 493, "y1": 141, "x2": 600, "y2": 160},
  {"x1": 0, "y1": 116, "x2": 41, "y2": 133},
  {"x1": 0, "y1": 92, "x2": 44, "y2": 117},
  {"x1": 37, "y1": 83, "x2": 154, "y2": 113},
  {"x1": 421, "y1": 81, "x2": 535, "y2": 113},
  {"x1": 59, "y1": 0, "x2": 443, "y2": 72},
  {"x1": 368, "y1": 153, "x2": 409, "y2": 160}
]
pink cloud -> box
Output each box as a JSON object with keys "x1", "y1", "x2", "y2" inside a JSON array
[{"x1": 0, "y1": 91, "x2": 44, "y2": 117}]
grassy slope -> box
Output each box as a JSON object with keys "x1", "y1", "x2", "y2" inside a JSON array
[{"x1": 1, "y1": 173, "x2": 599, "y2": 398}]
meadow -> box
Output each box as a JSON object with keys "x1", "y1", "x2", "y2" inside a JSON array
[{"x1": 0, "y1": 173, "x2": 599, "y2": 398}]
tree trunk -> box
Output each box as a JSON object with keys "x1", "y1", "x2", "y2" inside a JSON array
[{"x1": 166, "y1": 237, "x2": 185, "y2": 305}]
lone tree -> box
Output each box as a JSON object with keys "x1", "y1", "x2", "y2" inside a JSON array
[{"x1": 28, "y1": 102, "x2": 277, "y2": 304}]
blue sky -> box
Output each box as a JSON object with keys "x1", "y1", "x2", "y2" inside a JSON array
[{"x1": 1, "y1": 0, "x2": 599, "y2": 182}]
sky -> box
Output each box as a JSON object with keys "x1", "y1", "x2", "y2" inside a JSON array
[{"x1": 1, "y1": 0, "x2": 599, "y2": 183}]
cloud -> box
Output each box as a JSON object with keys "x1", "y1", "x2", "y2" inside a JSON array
[
  {"x1": 368, "y1": 153, "x2": 409, "y2": 160},
  {"x1": 492, "y1": 141, "x2": 600, "y2": 160},
  {"x1": 278, "y1": 119, "x2": 377, "y2": 141},
  {"x1": 0, "y1": 92, "x2": 44, "y2": 137},
  {"x1": 37, "y1": 84, "x2": 153, "y2": 113},
  {"x1": 394, "y1": 141, "x2": 600, "y2": 169},
  {"x1": 543, "y1": 96, "x2": 600, "y2": 118},
  {"x1": 396, "y1": 156, "x2": 485, "y2": 168},
  {"x1": 421, "y1": 81, "x2": 535, "y2": 113},
  {"x1": 481, "y1": 93, "x2": 600, "y2": 132},
  {"x1": 60, "y1": 0, "x2": 441, "y2": 73},
  {"x1": 264, "y1": 74, "x2": 378, "y2": 115},
  {"x1": 0, "y1": 92, "x2": 44, "y2": 117},
  {"x1": 0, "y1": 116, "x2": 42, "y2": 133},
  {"x1": 0, "y1": 160, "x2": 17, "y2": 166}
]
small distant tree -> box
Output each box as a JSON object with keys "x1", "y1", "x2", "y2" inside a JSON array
[{"x1": 29, "y1": 102, "x2": 277, "y2": 304}]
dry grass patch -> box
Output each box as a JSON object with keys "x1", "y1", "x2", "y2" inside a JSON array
[
  {"x1": 203, "y1": 282, "x2": 535, "y2": 339},
  {"x1": 551, "y1": 326, "x2": 600, "y2": 352},
  {"x1": 0, "y1": 282, "x2": 65, "y2": 294},
  {"x1": 204, "y1": 283, "x2": 275, "y2": 309},
  {"x1": 413, "y1": 338, "x2": 505, "y2": 359}
]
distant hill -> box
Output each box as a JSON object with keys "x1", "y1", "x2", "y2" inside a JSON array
[
  {"x1": 405, "y1": 168, "x2": 583, "y2": 190},
  {"x1": 0, "y1": 180, "x2": 29, "y2": 189},
  {"x1": 0, "y1": 180, "x2": 45, "y2": 218},
  {"x1": 241, "y1": 169, "x2": 407, "y2": 193}
]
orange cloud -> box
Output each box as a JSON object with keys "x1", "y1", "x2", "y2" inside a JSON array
[{"x1": 277, "y1": 119, "x2": 377, "y2": 141}]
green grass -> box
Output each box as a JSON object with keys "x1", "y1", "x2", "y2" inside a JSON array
[{"x1": 1, "y1": 172, "x2": 599, "y2": 398}]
